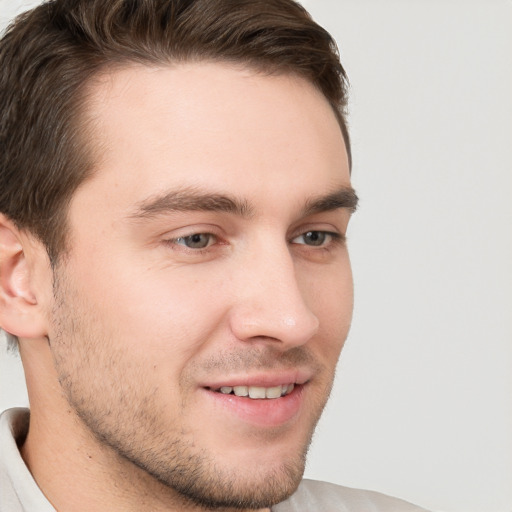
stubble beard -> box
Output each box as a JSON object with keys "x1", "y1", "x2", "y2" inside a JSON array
[{"x1": 48, "y1": 269, "x2": 334, "y2": 510}]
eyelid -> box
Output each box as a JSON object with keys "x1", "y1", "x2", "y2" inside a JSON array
[
  {"x1": 175, "y1": 233, "x2": 217, "y2": 248},
  {"x1": 290, "y1": 230, "x2": 343, "y2": 246},
  {"x1": 288, "y1": 220, "x2": 344, "y2": 240},
  {"x1": 160, "y1": 224, "x2": 227, "y2": 251},
  {"x1": 161, "y1": 223, "x2": 222, "y2": 239},
  {"x1": 165, "y1": 231, "x2": 219, "y2": 243}
]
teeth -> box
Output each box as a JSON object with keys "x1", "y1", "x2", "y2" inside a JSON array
[
  {"x1": 248, "y1": 386, "x2": 266, "y2": 399},
  {"x1": 265, "y1": 385, "x2": 283, "y2": 399},
  {"x1": 233, "y1": 386, "x2": 249, "y2": 397},
  {"x1": 215, "y1": 384, "x2": 296, "y2": 399}
]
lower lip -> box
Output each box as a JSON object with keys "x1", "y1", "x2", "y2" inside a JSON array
[{"x1": 201, "y1": 385, "x2": 305, "y2": 428}]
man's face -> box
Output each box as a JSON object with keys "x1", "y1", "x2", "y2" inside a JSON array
[{"x1": 48, "y1": 62, "x2": 354, "y2": 509}]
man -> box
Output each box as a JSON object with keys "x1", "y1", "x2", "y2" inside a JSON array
[{"x1": 0, "y1": 1, "x2": 429, "y2": 510}]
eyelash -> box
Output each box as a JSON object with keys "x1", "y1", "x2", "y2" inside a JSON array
[
  {"x1": 165, "y1": 230, "x2": 344, "y2": 252},
  {"x1": 172, "y1": 233, "x2": 219, "y2": 250},
  {"x1": 291, "y1": 230, "x2": 344, "y2": 248}
]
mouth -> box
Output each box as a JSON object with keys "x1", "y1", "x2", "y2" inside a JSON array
[
  {"x1": 202, "y1": 382, "x2": 304, "y2": 428},
  {"x1": 207, "y1": 383, "x2": 296, "y2": 399},
  {"x1": 199, "y1": 371, "x2": 312, "y2": 427}
]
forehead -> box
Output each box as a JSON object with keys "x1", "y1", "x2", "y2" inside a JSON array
[{"x1": 80, "y1": 62, "x2": 349, "y2": 212}]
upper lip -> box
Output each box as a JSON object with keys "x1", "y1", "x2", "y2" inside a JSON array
[{"x1": 201, "y1": 368, "x2": 313, "y2": 390}]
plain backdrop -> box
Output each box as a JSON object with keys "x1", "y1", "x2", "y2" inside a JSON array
[{"x1": 1, "y1": 1, "x2": 511, "y2": 512}]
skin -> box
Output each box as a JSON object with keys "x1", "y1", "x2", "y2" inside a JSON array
[{"x1": 0, "y1": 62, "x2": 355, "y2": 511}]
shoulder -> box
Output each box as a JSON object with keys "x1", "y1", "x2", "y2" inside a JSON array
[
  {"x1": 0, "y1": 408, "x2": 56, "y2": 512},
  {"x1": 273, "y1": 479, "x2": 431, "y2": 512}
]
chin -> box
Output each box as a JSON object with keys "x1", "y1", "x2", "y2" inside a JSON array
[
  {"x1": 158, "y1": 455, "x2": 306, "y2": 510},
  {"x1": 117, "y1": 424, "x2": 311, "y2": 510}
]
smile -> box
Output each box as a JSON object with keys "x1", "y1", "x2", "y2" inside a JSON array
[{"x1": 209, "y1": 383, "x2": 295, "y2": 399}]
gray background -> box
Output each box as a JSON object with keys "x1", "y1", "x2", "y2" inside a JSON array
[{"x1": 1, "y1": 1, "x2": 511, "y2": 511}]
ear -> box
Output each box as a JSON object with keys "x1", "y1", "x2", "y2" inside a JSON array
[{"x1": 0, "y1": 215, "x2": 49, "y2": 339}]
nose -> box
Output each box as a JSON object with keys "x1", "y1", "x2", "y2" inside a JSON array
[{"x1": 228, "y1": 241, "x2": 320, "y2": 349}]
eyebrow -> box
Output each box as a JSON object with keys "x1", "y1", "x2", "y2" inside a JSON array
[
  {"x1": 302, "y1": 187, "x2": 358, "y2": 216},
  {"x1": 130, "y1": 187, "x2": 254, "y2": 220},
  {"x1": 129, "y1": 185, "x2": 358, "y2": 221}
]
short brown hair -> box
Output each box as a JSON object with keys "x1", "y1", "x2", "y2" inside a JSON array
[{"x1": 0, "y1": 0, "x2": 350, "y2": 263}]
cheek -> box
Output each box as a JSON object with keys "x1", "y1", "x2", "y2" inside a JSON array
[
  {"x1": 69, "y1": 255, "x2": 229, "y2": 363},
  {"x1": 305, "y1": 258, "x2": 353, "y2": 356},
  {"x1": 303, "y1": 252, "x2": 353, "y2": 309}
]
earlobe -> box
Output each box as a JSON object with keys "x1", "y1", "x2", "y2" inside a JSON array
[{"x1": 0, "y1": 215, "x2": 48, "y2": 339}]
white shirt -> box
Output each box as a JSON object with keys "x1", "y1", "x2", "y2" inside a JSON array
[{"x1": 0, "y1": 408, "x2": 430, "y2": 511}]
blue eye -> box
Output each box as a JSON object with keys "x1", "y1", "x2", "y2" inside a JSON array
[
  {"x1": 292, "y1": 231, "x2": 336, "y2": 246},
  {"x1": 175, "y1": 233, "x2": 215, "y2": 249}
]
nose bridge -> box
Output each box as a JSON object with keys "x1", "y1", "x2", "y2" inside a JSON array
[{"x1": 229, "y1": 236, "x2": 319, "y2": 346}]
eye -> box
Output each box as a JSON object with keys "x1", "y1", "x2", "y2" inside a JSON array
[
  {"x1": 174, "y1": 233, "x2": 216, "y2": 249},
  {"x1": 292, "y1": 231, "x2": 336, "y2": 247}
]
